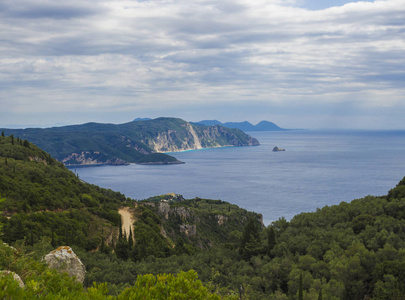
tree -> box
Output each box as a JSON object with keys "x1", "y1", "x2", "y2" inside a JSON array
[
  {"x1": 239, "y1": 218, "x2": 264, "y2": 259},
  {"x1": 298, "y1": 273, "x2": 303, "y2": 300},
  {"x1": 267, "y1": 226, "x2": 276, "y2": 257},
  {"x1": 0, "y1": 195, "x2": 5, "y2": 233},
  {"x1": 117, "y1": 270, "x2": 223, "y2": 300},
  {"x1": 128, "y1": 227, "x2": 133, "y2": 250}
]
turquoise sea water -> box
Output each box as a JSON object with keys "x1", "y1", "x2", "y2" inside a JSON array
[{"x1": 73, "y1": 130, "x2": 405, "y2": 225}]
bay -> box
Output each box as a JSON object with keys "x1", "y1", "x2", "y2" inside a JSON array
[{"x1": 73, "y1": 130, "x2": 405, "y2": 225}]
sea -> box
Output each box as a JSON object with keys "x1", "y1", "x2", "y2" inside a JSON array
[{"x1": 73, "y1": 130, "x2": 405, "y2": 226}]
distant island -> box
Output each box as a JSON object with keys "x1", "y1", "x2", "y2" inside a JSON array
[
  {"x1": 195, "y1": 120, "x2": 287, "y2": 131},
  {"x1": 1, "y1": 117, "x2": 259, "y2": 166},
  {"x1": 272, "y1": 146, "x2": 285, "y2": 152}
]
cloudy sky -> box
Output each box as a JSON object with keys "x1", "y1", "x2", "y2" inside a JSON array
[{"x1": 0, "y1": 0, "x2": 404, "y2": 129}]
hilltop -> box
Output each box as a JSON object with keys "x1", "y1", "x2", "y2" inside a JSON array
[
  {"x1": 196, "y1": 120, "x2": 286, "y2": 131},
  {"x1": 1, "y1": 118, "x2": 259, "y2": 166}
]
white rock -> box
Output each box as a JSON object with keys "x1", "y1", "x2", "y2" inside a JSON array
[
  {"x1": 45, "y1": 246, "x2": 86, "y2": 283},
  {"x1": 0, "y1": 271, "x2": 24, "y2": 288}
]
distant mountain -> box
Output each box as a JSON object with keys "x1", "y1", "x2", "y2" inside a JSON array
[
  {"x1": 133, "y1": 118, "x2": 152, "y2": 122},
  {"x1": 1, "y1": 118, "x2": 259, "y2": 166},
  {"x1": 195, "y1": 120, "x2": 286, "y2": 131}
]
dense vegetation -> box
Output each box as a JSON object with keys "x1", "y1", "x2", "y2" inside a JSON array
[
  {"x1": 0, "y1": 241, "x2": 228, "y2": 299},
  {"x1": 0, "y1": 134, "x2": 126, "y2": 250},
  {"x1": 2, "y1": 133, "x2": 405, "y2": 299},
  {"x1": 77, "y1": 180, "x2": 405, "y2": 299}
]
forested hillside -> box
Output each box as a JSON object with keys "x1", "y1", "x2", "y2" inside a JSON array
[
  {"x1": 1, "y1": 133, "x2": 405, "y2": 299},
  {"x1": 0, "y1": 133, "x2": 127, "y2": 250},
  {"x1": 1, "y1": 117, "x2": 259, "y2": 165}
]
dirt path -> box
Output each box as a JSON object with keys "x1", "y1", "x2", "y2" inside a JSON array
[{"x1": 118, "y1": 207, "x2": 134, "y2": 238}]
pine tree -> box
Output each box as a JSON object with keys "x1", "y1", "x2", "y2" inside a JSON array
[{"x1": 239, "y1": 218, "x2": 264, "y2": 259}]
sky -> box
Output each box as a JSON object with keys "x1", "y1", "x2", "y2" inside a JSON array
[{"x1": 0, "y1": 0, "x2": 404, "y2": 129}]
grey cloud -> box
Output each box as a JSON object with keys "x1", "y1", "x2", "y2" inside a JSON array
[
  {"x1": 0, "y1": 0, "x2": 404, "y2": 129},
  {"x1": 0, "y1": 0, "x2": 102, "y2": 20}
]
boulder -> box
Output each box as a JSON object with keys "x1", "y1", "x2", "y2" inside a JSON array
[
  {"x1": 45, "y1": 246, "x2": 86, "y2": 283},
  {"x1": 0, "y1": 271, "x2": 24, "y2": 288}
]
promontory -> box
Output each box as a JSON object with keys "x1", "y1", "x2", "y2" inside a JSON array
[{"x1": 1, "y1": 117, "x2": 259, "y2": 165}]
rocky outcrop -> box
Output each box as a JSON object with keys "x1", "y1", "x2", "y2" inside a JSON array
[
  {"x1": 0, "y1": 271, "x2": 24, "y2": 288},
  {"x1": 216, "y1": 215, "x2": 229, "y2": 225},
  {"x1": 174, "y1": 206, "x2": 192, "y2": 219},
  {"x1": 158, "y1": 202, "x2": 171, "y2": 220},
  {"x1": 180, "y1": 224, "x2": 197, "y2": 236},
  {"x1": 45, "y1": 246, "x2": 86, "y2": 283},
  {"x1": 62, "y1": 151, "x2": 129, "y2": 165}
]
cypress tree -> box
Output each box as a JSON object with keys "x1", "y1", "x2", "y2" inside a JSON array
[
  {"x1": 318, "y1": 289, "x2": 322, "y2": 300},
  {"x1": 1, "y1": 131, "x2": 4, "y2": 137},
  {"x1": 51, "y1": 227, "x2": 56, "y2": 247},
  {"x1": 128, "y1": 227, "x2": 133, "y2": 250},
  {"x1": 10, "y1": 134, "x2": 14, "y2": 145},
  {"x1": 267, "y1": 226, "x2": 276, "y2": 257},
  {"x1": 100, "y1": 237, "x2": 105, "y2": 253},
  {"x1": 298, "y1": 273, "x2": 303, "y2": 300},
  {"x1": 118, "y1": 217, "x2": 123, "y2": 240},
  {"x1": 30, "y1": 225, "x2": 34, "y2": 246}
]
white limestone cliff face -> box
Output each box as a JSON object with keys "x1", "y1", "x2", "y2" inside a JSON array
[
  {"x1": 141, "y1": 123, "x2": 259, "y2": 153},
  {"x1": 45, "y1": 246, "x2": 86, "y2": 283}
]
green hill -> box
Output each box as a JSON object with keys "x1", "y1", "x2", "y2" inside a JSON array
[
  {"x1": 1, "y1": 117, "x2": 259, "y2": 165},
  {"x1": 0, "y1": 133, "x2": 127, "y2": 249},
  {"x1": 0, "y1": 135, "x2": 261, "y2": 297},
  {"x1": 2, "y1": 134, "x2": 405, "y2": 299}
]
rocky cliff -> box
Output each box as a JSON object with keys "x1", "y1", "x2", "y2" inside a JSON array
[
  {"x1": 139, "y1": 121, "x2": 260, "y2": 153},
  {"x1": 142, "y1": 198, "x2": 263, "y2": 249}
]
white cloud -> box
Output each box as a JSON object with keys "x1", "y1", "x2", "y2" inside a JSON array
[{"x1": 0, "y1": 0, "x2": 404, "y2": 128}]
